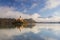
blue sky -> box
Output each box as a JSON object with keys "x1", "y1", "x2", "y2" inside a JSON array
[
  {"x1": 0, "y1": 0, "x2": 60, "y2": 17},
  {"x1": 0, "y1": 0, "x2": 47, "y2": 17},
  {"x1": 0, "y1": 0, "x2": 60, "y2": 22}
]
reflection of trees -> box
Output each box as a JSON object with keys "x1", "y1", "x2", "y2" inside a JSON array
[
  {"x1": 0, "y1": 18, "x2": 36, "y2": 29},
  {"x1": 0, "y1": 22, "x2": 35, "y2": 30},
  {"x1": 0, "y1": 24, "x2": 15, "y2": 29},
  {"x1": 16, "y1": 23, "x2": 35, "y2": 32}
]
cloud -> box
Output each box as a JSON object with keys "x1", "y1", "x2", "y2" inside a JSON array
[
  {"x1": 30, "y1": 3, "x2": 38, "y2": 9},
  {"x1": 53, "y1": 12, "x2": 60, "y2": 17},
  {"x1": 37, "y1": 12, "x2": 60, "y2": 22},
  {"x1": 49, "y1": 12, "x2": 60, "y2": 22},
  {"x1": 31, "y1": 12, "x2": 60, "y2": 22},
  {"x1": 0, "y1": 6, "x2": 41, "y2": 21},
  {"x1": 0, "y1": 6, "x2": 60, "y2": 22},
  {"x1": 0, "y1": 6, "x2": 31, "y2": 19},
  {"x1": 40, "y1": 0, "x2": 60, "y2": 12},
  {"x1": 31, "y1": 13, "x2": 40, "y2": 19},
  {"x1": 38, "y1": 0, "x2": 60, "y2": 22},
  {"x1": 45, "y1": 0, "x2": 60, "y2": 9}
]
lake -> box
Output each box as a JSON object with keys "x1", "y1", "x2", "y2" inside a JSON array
[{"x1": 0, "y1": 23, "x2": 60, "y2": 40}]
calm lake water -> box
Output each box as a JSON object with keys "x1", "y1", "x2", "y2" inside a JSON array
[{"x1": 0, "y1": 23, "x2": 60, "y2": 40}]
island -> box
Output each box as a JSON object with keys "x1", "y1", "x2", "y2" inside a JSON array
[{"x1": 0, "y1": 16, "x2": 36, "y2": 28}]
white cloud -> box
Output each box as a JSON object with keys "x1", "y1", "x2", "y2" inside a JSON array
[
  {"x1": 0, "y1": 7, "x2": 31, "y2": 19},
  {"x1": 40, "y1": 0, "x2": 60, "y2": 12},
  {"x1": 0, "y1": 6, "x2": 41, "y2": 21},
  {"x1": 52, "y1": 12, "x2": 60, "y2": 21},
  {"x1": 53, "y1": 12, "x2": 60, "y2": 17},
  {"x1": 39, "y1": 0, "x2": 60, "y2": 22},
  {"x1": 30, "y1": 3, "x2": 38, "y2": 9},
  {"x1": 0, "y1": 6, "x2": 60, "y2": 22},
  {"x1": 37, "y1": 12, "x2": 60, "y2": 22},
  {"x1": 45, "y1": 0, "x2": 60, "y2": 9},
  {"x1": 31, "y1": 13, "x2": 40, "y2": 19}
]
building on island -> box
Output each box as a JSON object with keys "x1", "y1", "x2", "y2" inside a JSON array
[{"x1": 16, "y1": 16, "x2": 24, "y2": 22}]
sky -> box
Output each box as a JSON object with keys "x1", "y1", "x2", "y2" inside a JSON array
[{"x1": 0, "y1": 0, "x2": 60, "y2": 22}]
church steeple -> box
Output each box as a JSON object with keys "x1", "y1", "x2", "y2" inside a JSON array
[{"x1": 20, "y1": 16, "x2": 21, "y2": 18}]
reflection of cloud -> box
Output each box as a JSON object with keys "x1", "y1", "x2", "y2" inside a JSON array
[
  {"x1": 11, "y1": 32, "x2": 44, "y2": 40},
  {"x1": 30, "y1": 24, "x2": 60, "y2": 40},
  {"x1": 0, "y1": 24, "x2": 60, "y2": 40}
]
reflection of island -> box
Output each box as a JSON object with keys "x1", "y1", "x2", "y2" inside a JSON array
[
  {"x1": 16, "y1": 23, "x2": 35, "y2": 32},
  {"x1": 0, "y1": 22, "x2": 35, "y2": 29}
]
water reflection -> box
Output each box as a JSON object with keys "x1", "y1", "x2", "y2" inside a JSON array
[
  {"x1": 0, "y1": 24, "x2": 60, "y2": 40},
  {"x1": 16, "y1": 24, "x2": 35, "y2": 32},
  {"x1": 0, "y1": 23, "x2": 35, "y2": 31}
]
